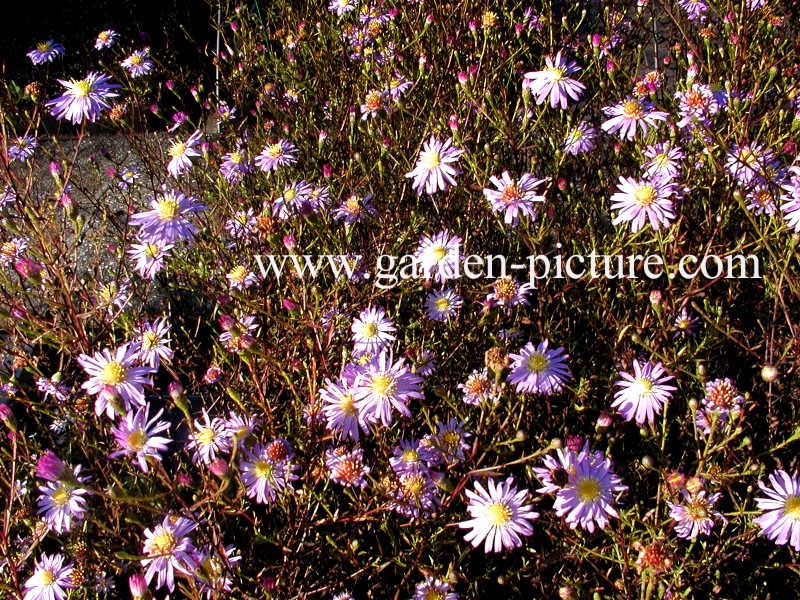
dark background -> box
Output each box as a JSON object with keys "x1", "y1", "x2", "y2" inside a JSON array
[{"x1": 0, "y1": 0, "x2": 215, "y2": 82}]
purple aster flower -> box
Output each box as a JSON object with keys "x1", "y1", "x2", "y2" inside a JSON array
[
  {"x1": 36, "y1": 467, "x2": 90, "y2": 534},
  {"x1": 673, "y1": 307, "x2": 699, "y2": 338},
  {"x1": 187, "y1": 409, "x2": 233, "y2": 465},
  {"x1": 389, "y1": 438, "x2": 437, "y2": 476},
  {"x1": 483, "y1": 171, "x2": 547, "y2": 226},
  {"x1": 386, "y1": 72, "x2": 413, "y2": 99},
  {"x1": 24, "y1": 553, "x2": 75, "y2": 600},
  {"x1": 405, "y1": 136, "x2": 463, "y2": 195},
  {"x1": 522, "y1": 50, "x2": 586, "y2": 109},
  {"x1": 226, "y1": 264, "x2": 259, "y2": 290},
  {"x1": 563, "y1": 120, "x2": 596, "y2": 155},
  {"x1": 332, "y1": 192, "x2": 377, "y2": 225},
  {"x1": 667, "y1": 489, "x2": 725, "y2": 539},
  {"x1": 138, "y1": 317, "x2": 173, "y2": 368},
  {"x1": 642, "y1": 142, "x2": 684, "y2": 181},
  {"x1": 388, "y1": 470, "x2": 441, "y2": 518},
  {"x1": 507, "y1": 340, "x2": 571, "y2": 396},
  {"x1": 95, "y1": 30, "x2": 119, "y2": 50},
  {"x1": 414, "y1": 229, "x2": 462, "y2": 283},
  {"x1": 219, "y1": 313, "x2": 258, "y2": 353},
  {"x1": 255, "y1": 139, "x2": 298, "y2": 172},
  {"x1": 678, "y1": 0, "x2": 708, "y2": 21},
  {"x1": 329, "y1": 0, "x2": 356, "y2": 16},
  {"x1": 8, "y1": 135, "x2": 38, "y2": 163},
  {"x1": 36, "y1": 450, "x2": 68, "y2": 482},
  {"x1": 780, "y1": 165, "x2": 800, "y2": 232},
  {"x1": 483, "y1": 276, "x2": 532, "y2": 312},
  {"x1": 351, "y1": 306, "x2": 396, "y2": 355},
  {"x1": 167, "y1": 130, "x2": 203, "y2": 178},
  {"x1": 117, "y1": 165, "x2": 140, "y2": 189},
  {"x1": 703, "y1": 377, "x2": 743, "y2": 414},
  {"x1": 77, "y1": 342, "x2": 155, "y2": 418},
  {"x1": 141, "y1": 515, "x2": 199, "y2": 592},
  {"x1": 272, "y1": 180, "x2": 313, "y2": 220},
  {"x1": 746, "y1": 181, "x2": 779, "y2": 216},
  {"x1": 219, "y1": 147, "x2": 253, "y2": 183},
  {"x1": 325, "y1": 445, "x2": 370, "y2": 488},
  {"x1": 424, "y1": 288, "x2": 463, "y2": 322},
  {"x1": 129, "y1": 189, "x2": 206, "y2": 246},
  {"x1": 121, "y1": 48, "x2": 155, "y2": 77},
  {"x1": 239, "y1": 443, "x2": 297, "y2": 503},
  {"x1": 320, "y1": 376, "x2": 364, "y2": 441},
  {"x1": 354, "y1": 349, "x2": 423, "y2": 428},
  {"x1": 726, "y1": 143, "x2": 778, "y2": 187},
  {"x1": 610, "y1": 176, "x2": 677, "y2": 232},
  {"x1": 110, "y1": 403, "x2": 172, "y2": 472},
  {"x1": 224, "y1": 208, "x2": 256, "y2": 240},
  {"x1": 432, "y1": 418, "x2": 471, "y2": 463},
  {"x1": 46, "y1": 72, "x2": 120, "y2": 124},
  {"x1": 412, "y1": 576, "x2": 458, "y2": 600},
  {"x1": 458, "y1": 476, "x2": 539, "y2": 553},
  {"x1": 600, "y1": 98, "x2": 668, "y2": 141},
  {"x1": 36, "y1": 376, "x2": 70, "y2": 403},
  {"x1": 224, "y1": 411, "x2": 260, "y2": 448},
  {"x1": 0, "y1": 237, "x2": 28, "y2": 267},
  {"x1": 127, "y1": 239, "x2": 173, "y2": 279},
  {"x1": 27, "y1": 40, "x2": 64, "y2": 65},
  {"x1": 533, "y1": 443, "x2": 586, "y2": 495},
  {"x1": 754, "y1": 469, "x2": 800, "y2": 551},
  {"x1": 553, "y1": 451, "x2": 627, "y2": 532},
  {"x1": 611, "y1": 359, "x2": 676, "y2": 425}
]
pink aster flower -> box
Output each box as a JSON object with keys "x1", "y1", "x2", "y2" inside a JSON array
[
  {"x1": 600, "y1": 98, "x2": 668, "y2": 141},
  {"x1": 405, "y1": 136, "x2": 463, "y2": 195},
  {"x1": 458, "y1": 476, "x2": 539, "y2": 553},
  {"x1": 507, "y1": 340, "x2": 571, "y2": 396},
  {"x1": 483, "y1": 171, "x2": 548, "y2": 225},
  {"x1": 110, "y1": 403, "x2": 172, "y2": 472},
  {"x1": 138, "y1": 317, "x2": 173, "y2": 369},
  {"x1": 77, "y1": 342, "x2": 155, "y2": 418},
  {"x1": 325, "y1": 445, "x2": 370, "y2": 488},
  {"x1": 553, "y1": 451, "x2": 627, "y2": 533},
  {"x1": 522, "y1": 51, "x2": 586, "y2": 109},
  {"x1": 611, "y1": 359, "x2": 676, "y2": 425},
  {"x1": 610, "y1": 176, "x2": 677, "y2": 232},
  {"x1": 754, "y1": 469, "x2": 800, "y2": 551},
  {"x1": 24, "y1": 553, "x2": 75, "y2": 600},
  {"x1": 141, "y1": 515, "x2": 199, "y2": 592},
  {"x1": 45, "y1": 72, "x2": 120, "y2": 124}
]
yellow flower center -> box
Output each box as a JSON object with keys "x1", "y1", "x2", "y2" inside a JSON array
[
  {"x1": 526, "y1": 352, "x2": 550, "y2": 374},
  {"x1": 402, "y1": 474, "x2": 425, "y2": 497},
  {"x1": 39, "y1": 569, "x2": 56, "y2": 586},
  {"x1": 420, "y1": 149, "x2": 441, "y2": 170},
  {"x1": 361, "y1": 322, "x2": 377, "y2": 338},
  {"x1": 635, "y1": 185, "x2": 656, "y2": 207},
  {"x1": 266, "y1": 143, "x2": 283, "y2": 158},
  {"x1": 425, "y1": 590, "x2": 445, "y2": 600},
  {"x1": 345, "y1": 196, "x2": 362, "y2": 215},
  {"x1": 633, "y1": 377, "x2": 654, "y2": 396},
  {"x1": 254, "y1": 459, "x2": 273, "y2": 479},
  {"x1": 339, "y1": 393, "x2": 357, "y2": 416},
  {"x1": 73, "y1": 79, "x2": 93, "y2": 98},
  {"x1": 168, "y1": 142, "x2": 186, "y2": 158},
  {"x1": 435, "y1": 297, "x2": 451, "y2": 311},
  {"x1": 401, "y1": 449, "x2": 419, "y2": 463},
  {"x1": 99, "y1": 361, "x2": 126, "y2": 385},
  {"x1": 142, "y1": 331, "x2": 160, "y2": 350},
  {"x1": 196, "y1": 427, "x2": 216, "y2": 445},
  {"x1": 784, "y1": 495, "x2": 800, "y2": 520},
  {"x1": 37, "y1": 42, "x2": 51, "y2": 52},
  {"x1": 370, "y1": 374, "x2": 395, "y2": 396},
  {"x1": 130, "y1": 55, "x2": 144, "y2": 66},
  {"x1": 577, "y1": 477, "x2": 602, "y2": 502},
  {"x1": 51, "y1": 485, "x2": 71, "y2": 507},
  {"x1": 431, "y1": 245, "x2": 447, "y2": 262},
  {"x1": 155, "y1": 196, "x2": 180, "y2": 220},
  {"x1": 144, "y1": 243, "x2": 161, "y2": 259},
  {"x1": 228, "y1": 265, "x2": 247, "y2": 282},
  {"x1": 486, "y1": 501, "x2": 512, "y2": 526},
  {"x1": 148, "y1": 528, "x2": 176, "y2": 555},
  {"x1": 622, "y1": 100, "x2": 644, "y2": 120},
  {"x1": 228, "y1": 152, "x2": 242, "y2": 164},
  {"x1": 442, "y1": 430, "x2": 460, "y2": 449},
  {"x1": 545, "y1": 66, "x2": 565, "y2": 81},
  {"x1": 126, "y1": 429, "x2": 147, "y2": 451},
  {"x1": 283, "y1": 188, "x2": 297, "y2": 202}
]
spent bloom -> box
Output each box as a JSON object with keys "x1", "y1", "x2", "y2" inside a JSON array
[
  {"x1": 610, "y1": 176, "x2": 677, "y2": 232},
  {"x1": 458, "y1": 476, "x2": 539, "y2": 553},
  {"x1": 325, "y1": 445, "x2": 370, "y2": 488},
  {"x1": 129, "y1": 189, "x2": 206, "y2": 246},
  {"x1": 601, "y1": 98, "x2": 668, "y2": 141},
  {"x1": 611, "y1": 359, "x2": 677, "y2": 425},
  {"x1": 483, "y1": 171, "x2": 548, "y2": 226},
  {"x1": 522, "y1": 50, "x2": 586, "y2": 109},
  {"x1": 405, "y1": 136, "x2": 463, "y2": 195},
  {"x1": 23, "y1": 553, "x2": 75, "y2": 600},
  {"x1": 46, "y1": 72, "x2": 120, "y2": 124},
  {"x1": 507, "y1": 340, "x2": 571, "y2": 396},
  {"x1": 668, "y1": 489, "x2": 725, "y2": 539},
  {"x1": 77, "y1": 342, "x2": 155, "y2": 418},
  {"x1": 27, "y1": 40, "x2": 65, "y2": 64},
  {"x1": 754, "y1": 469, "x2": 800, "y2": 551}
]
